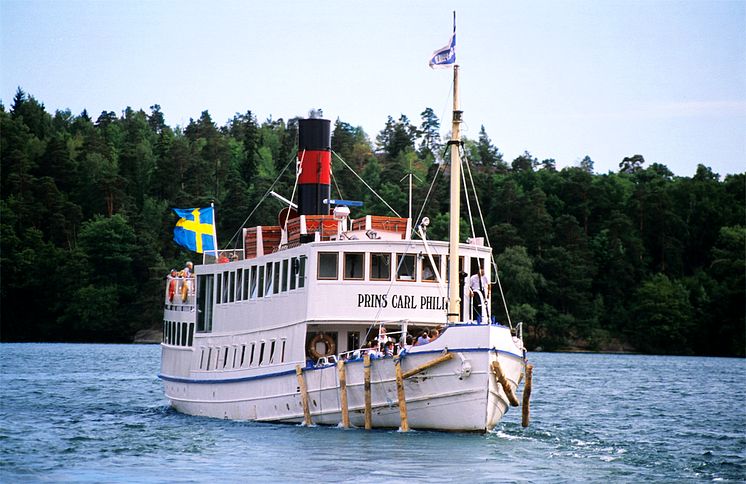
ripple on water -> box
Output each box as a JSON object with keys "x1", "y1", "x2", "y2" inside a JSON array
[{"x1": 1, "y1": 345, "x2": 745, "y2": 482}]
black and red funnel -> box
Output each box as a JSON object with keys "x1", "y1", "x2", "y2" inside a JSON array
[{"x1": 297, "y1": 119, "x2": 331, "y2": 216}]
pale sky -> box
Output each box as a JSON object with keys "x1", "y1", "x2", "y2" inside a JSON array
[{"x1": 2, "y1": 0, "x2": 744, "y2": 176}]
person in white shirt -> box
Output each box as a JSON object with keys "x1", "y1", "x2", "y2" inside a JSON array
[{"x1": 469, "y1": 268, "x2": 490, "y2": 323}]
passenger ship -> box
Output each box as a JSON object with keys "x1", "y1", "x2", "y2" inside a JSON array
[{"x1": 159, "y1": 66, "x2": 528, "y2": 432}]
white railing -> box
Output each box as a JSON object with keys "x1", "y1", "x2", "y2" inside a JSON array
[{"x1": 202, "y1": 249, "x2": 245, "y2": 265}]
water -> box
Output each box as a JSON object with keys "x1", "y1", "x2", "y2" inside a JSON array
[{"x1": 1, "y1": 344, "x2": 744, "y2": 482}]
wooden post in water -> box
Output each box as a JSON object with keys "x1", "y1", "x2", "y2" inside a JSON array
[
  {"x1": 295, "y1": 365, "x2": 312, "y2": 426},
  {"x1": 337, "y1": 359, "x2": 350, "y2": 428},
  {"x1": 522, "y1": 363, "x2": 533, "y2": 428},
  {"x1": 363, "y1": 353, "x2": 372, "y2": 430},
  {"x1": 394, "y1": 358, "x2": 409, "y2": 432},
  {"x1": 491, "y1": 360, "x2": 520, "y2": 407}
]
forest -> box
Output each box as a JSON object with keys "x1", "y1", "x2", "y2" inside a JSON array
[{"x1": 1, "y1": 88, "x2": 743, "y2": 356}]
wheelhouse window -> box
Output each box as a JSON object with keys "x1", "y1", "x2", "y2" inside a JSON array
[
  {"x1": 344, "y1": 253, "x2": 365, "y2": 280},
  {"x1": 273, "y1": 261, "x2": 281, "y2": 294},
  {"x1": 265, "y1": 263, "x2": 273, "y2": 295},
  {"x1": 229, "y1": 271, "x2": 235, "y2": 303},
  {"x1": 290, "y1": 257, "x2": 298, "y2": 290},
  {"x1": 422, "y1": 255, "x2": 440, "y2": 282},
  {"x1": 250, "y1": 266, "x2": 258, "y2": 298},
  {"x1": 298, "y1": 256, "x2": 307, "y2": 287},
  {"x1": 222, "y1": 271, "x2": 229, "y2": 303},
  {"x1": 318, "y1": 252, "x2": 338, "y2": 280},
  {"x1": 370, "y1": 253, "x2": 391, "y2": 281},
  {"x1": 243, "y1": 267, "x2": 250, "y2": 299},
  {"x1": 236, "y1": 269, "x2": 243, "y2": 301},
  {"x1": 396, "y1": 254, "x2": 416, "y2": 281},
  {"x1": 258, "y1": 266, "x2": 265, "y2": 298},
  {"x1": 281, "y1": 259, "x2": 289, "y2": 292}
]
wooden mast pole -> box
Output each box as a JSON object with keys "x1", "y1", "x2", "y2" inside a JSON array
[{"x1": 447, "y1": 64, "x2": 462, "y2": 324}]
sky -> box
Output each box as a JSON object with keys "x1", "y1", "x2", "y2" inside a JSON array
[{"x1": 1, "y1": 0, "x2": 744, "y2": 177}]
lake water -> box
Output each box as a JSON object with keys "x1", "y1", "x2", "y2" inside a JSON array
[{"x1": 1, "y1": 344, "x2": 744, "y2": 482}]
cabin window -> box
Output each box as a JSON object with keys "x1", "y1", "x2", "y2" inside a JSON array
[
  {"x1": 344, "y1": 253, "x2": 365, "y2": 280},
  {"x1": 273, "y1": 261, "x2": 281, "y2": 294},
  {"x1": 269, "y1": 340, "x2": 276, "y2": 364},
  {"x1": 240, "y1": 345, "x2": 246, "y2": 367},
  {"x1": 223, "y1": 347, "x2": 229, "y2": 368},
  {"x1": 290, "y1": 258, "x2": 298, "y2": 290},
  {"x1": 396, "y1": 254, "x2": 416, "y2": 281},
  {"x1": 187, "y1": 323, "x2": 194, "y2": 346},
  {"x1": 282, "y1": 260, "x2": 289, "y2": 292},
  {"x1": 216, "y1": 273, "x2": 222, "y2": 305},
  {"x1": 214, "y1": 347, "x2": 221, "y2": 370},
  {"x1": 422, "y1": 255, "x2": 440, "y2": 282},
  {"x1": 370, "y1": 253, "x2": 391, "y2": 281},
  {"x1": 199, "y1": 347, "x2": 206, "y2": 369},
  {"x1": 250, "y1": 266, "x2": 258, "y2": 298},
  {"x1": 236, "y1": 269, "x2": 243, "y2": 301},
  {"x1": 281, "y1": 339, "x2": 287, "y2": 362},
  {"x1": 229, "y1": 271, "x2": 235, "y2": 303},
  {"x1": 243, "y1": 267, "x2": 250, "y2": 299},
  {"x1": 250, "y1": 342, "x2": 256, "y2": 366},
  {"x1": 318, "y1": 252, "x2": 338, "y2": 280},
  {"x1": 196, "y1": 274, "x2": 214, "y2": 332},
  {"x1": 222, "y1": 271, "x2": 230, "y2": 303},
  {"x1": 206, "y1": 348, "x2": 212, "y2": 370},
  {"x1": 232, "y1": 346, "x2": 238, "y2": 368},
  {"x1": 181, "y1": 322, "x2": 188, "y2": 346},
  {"x1": 258, "y1": 266, "x2": 265, "y2": 298},
  {"x1": 298, "y1": 256, "x2": 307, "y2": 287},
  {"x1": 265, "y1": 263, "x2": 273, "y2": 295},
  {"x1": 162, "y1": 321, "x2": 166, "y2": 343},
  {"x1": 258, "y1": 342, "x2": 266, "y2": 366}
]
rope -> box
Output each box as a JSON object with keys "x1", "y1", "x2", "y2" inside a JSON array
[
  {"x1": 282, "y1": 150, "x2": 303, "y2": 231},
  {"x1": 411, "y1": 161, "x2": 444, "y2": 238},
  {"x1": 331, "y1": 151, "x2": 401, "y2": 218},
  {"x1": 461, "y1": 147, "x2": 513, "y2": 329},
  {"x1": 224, "y1": 153, "x2": 296, "y2": 248}
]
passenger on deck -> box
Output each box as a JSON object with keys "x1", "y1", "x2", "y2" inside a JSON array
[
  {"x1": 469, "y1": 268, "x2": 490, "y2": 323},
  {"x1": 415, "y1": 331, "x2": 430, "y2": 346},
  {"x1": 183, "y1": 261, "x2": 194, "y2": 277},
  {"x1": 168, "y1": 269, "x2": 178, "y2": 302},
  {"x1": 384, "y1": 341, "x2": 395, "y2": 357},
  {"x1": 429, "y1": 328, "x2": 440, "y2": 341}
]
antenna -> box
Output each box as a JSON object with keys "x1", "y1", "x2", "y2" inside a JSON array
[{"x1": 400, "y1": 159, "x2": 423, "y2": 221}]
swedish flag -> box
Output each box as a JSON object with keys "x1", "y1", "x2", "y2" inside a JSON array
[{"x1": 173, "y1": 207, "x2": 217, "y2": 253}]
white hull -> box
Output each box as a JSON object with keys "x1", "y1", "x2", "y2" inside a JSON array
[{"x1": 161, "y1": 324, "x2": 525, "y2": 432}]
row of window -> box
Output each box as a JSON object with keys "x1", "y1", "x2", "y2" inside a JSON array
[
  {"x1": 199, "y1": 339, "x2": 287, "y2": 371},
  {"x1": 216, "y1": 256, "x2": 307, "y2": 305},
  {"x1": 164, "y1": 320, "x2": 194, "y2": 347},
  {"x1": 318, "y1": 252, "x2": 443, "y2": 282}
]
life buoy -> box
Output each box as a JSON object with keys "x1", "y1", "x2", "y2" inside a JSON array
[
  {"x1": 168, "y1": 278, "x2": 177, "y2": 302},
  {"x1": 308, "y1": 333, "x2": 336, "y2": 360}
]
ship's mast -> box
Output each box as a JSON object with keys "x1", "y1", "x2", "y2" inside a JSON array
[{"x1": 447, "y1": 65, "x2": 462, "y2": 324}]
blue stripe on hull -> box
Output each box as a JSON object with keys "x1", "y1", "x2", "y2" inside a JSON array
[{"x1": 158, "y1": 347, "x2": 524, "y2": 384}]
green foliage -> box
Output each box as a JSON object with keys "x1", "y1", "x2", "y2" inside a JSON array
[{"x1": 1, "y1": 90, "x2": 743, "y2": 356}]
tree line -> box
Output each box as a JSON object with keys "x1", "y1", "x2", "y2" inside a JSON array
[{"x1": 1, "y1": 88, "x2": 743, "y2": 356}]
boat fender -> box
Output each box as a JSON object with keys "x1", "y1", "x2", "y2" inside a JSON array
[{"x1": 308, "y1": 333, "x2": 336, "y2": 360}]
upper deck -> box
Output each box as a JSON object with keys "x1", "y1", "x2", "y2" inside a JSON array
[{"x1": 165, "y1": 214, "x2": 493, "y2": 335}]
